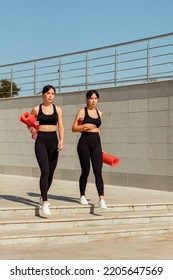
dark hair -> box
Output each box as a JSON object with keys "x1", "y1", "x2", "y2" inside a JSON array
[
  {"x1": 86, "y1": 90, "x2": 99, "y2": 99},
  {"x1": 42, "y1": 85, "x2": 56, "y2": 94}
]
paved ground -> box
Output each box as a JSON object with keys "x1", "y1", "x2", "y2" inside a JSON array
[
  {"x1": 1, "y1": 234, "x2": 173, "y2": 260},
  {"x1": 1, "y1": 174, "x2": 173, "y2": 260}
]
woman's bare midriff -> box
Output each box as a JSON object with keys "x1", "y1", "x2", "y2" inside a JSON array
[
  {"x1": 85, "y1": 128, "x2": 100, "y2": 133},
  {"x1": 39, "y1": 125, "x2": 57, "y2": 132}
]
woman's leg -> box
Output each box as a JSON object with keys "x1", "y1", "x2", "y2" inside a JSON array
[
  {"x1": 47, "y1": 144, "x2": 59, "y2": 191},
  {"x1": 77, "y1": 138, "x2": 90, "y2": 196},
  {"x1": 91, "y1": 143, "x2": 104, "y2": 196},
  {"x1": 90, "y1": 134, "x2": 107, "y2": 208},
  {"x1": 35, "y1": 141, "x2": 50, "y2": 202}
]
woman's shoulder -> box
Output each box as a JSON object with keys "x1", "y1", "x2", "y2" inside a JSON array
[
  {"x1": 34, "y1": 105, "x2": 40, "y2": 110},
  {"x1": 97, "y1": 108, "x2": 102, "y2": 117},
  {"x1": 31, "y1": 105, "x2": 39, "y2": 115},
  {"x1": 79, "y1": 108, "x2": 85, "y2": 113},
  {"x1": 55, "y1": 105, "x2": 62, "y2": 114},
  {"x1": 77, "y1": 108, "x2": 85, "y2": 117}
]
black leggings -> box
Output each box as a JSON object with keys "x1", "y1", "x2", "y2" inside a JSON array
[
  {"x1": 77, "y1": 132, "x2": 104, "y2": 196},
  {"x1": 35, "y1": 131, "x2": 59, "y2": 201}
]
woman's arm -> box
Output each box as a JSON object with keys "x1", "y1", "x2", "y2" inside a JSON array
[
  {"x1": 72, "y1": 109, "x2": 97, "y2": 132},
  {"x1": 56, "y1": 106, "x2": 64, "y2": 151},
  {"x1": 98, "y1": 110, "x2": 102, "y2": 135}
]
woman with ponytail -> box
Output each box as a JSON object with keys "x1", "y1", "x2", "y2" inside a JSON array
[{"x1": 72, "y1": 90, "x2": 107, "y2": 209}]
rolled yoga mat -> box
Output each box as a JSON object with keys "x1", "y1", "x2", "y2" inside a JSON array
[
  {"x1": 20, "y1": 112, "x2": 36, "y2": 127},
  {"x1": 102, "y1": 151, "x2": 120, "y2": 167}
]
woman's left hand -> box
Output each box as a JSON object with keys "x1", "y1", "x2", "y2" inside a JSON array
[{"x1": 57, "y1": 141, "x2": 63, "y2": 151}]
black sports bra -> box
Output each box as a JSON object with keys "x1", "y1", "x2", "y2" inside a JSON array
[
  {"x1": 37, "y1": 104, "x2": 58, "y2": 126},
  {"x1": 82, "y1": 107, "x2": 101, "y2": 128}
]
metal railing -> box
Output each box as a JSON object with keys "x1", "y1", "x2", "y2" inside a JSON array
[{"x1": 0, "y1": 33, "x2": 173, "y2": 97}]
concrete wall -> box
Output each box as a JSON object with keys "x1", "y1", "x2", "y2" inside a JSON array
[{"x1": 0, "y1": 80, "x2": 173, "y2": 191}]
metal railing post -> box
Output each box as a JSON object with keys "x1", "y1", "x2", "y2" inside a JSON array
[
  {"x1": 58, "y1": 58, "x2": 61, "y2": 93},
  {"x1": 114, "y1": 48, "x2": 117, "y2": 86},
  {"x1": 85, "y1": 52, "x2": 88, "y2": 89},
  {"x1": 34, "y1": 63, "x2": 36, "y2": 95},
  {"x1": 10, "y1": 67, "x2": 13, "y2": 97},
  {"x1": 147, "y1": 41, "x2": 150, "y2": 81}
]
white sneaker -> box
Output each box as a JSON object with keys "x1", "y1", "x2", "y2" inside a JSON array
[
  {"x1": 39, "y1": 197, "x2": 51, "y2": 207},
  {"x1": 98, "y1": 199, "x2": 107, "y2": 209},
  {"x1": 42, "y1": 203, "x2": 51, "y2": 215},
  {"x1": 79, "y1": 196, "x2": 88, "y2": 205}
]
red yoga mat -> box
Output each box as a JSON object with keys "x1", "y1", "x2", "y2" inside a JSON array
[
  {"x1": 20, "y1": 112, "x2": 36, "y2": 127},
  {"x1": 102, "y1": 151, "x2": 120, "y2": 167}
]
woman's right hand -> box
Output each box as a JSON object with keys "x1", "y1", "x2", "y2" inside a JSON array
[
  {"x1": 83, "y1": 123, "x2": 97, "y2": 131},
  {"x1": 28, "y1": 126, "x2": 36, "y2": 135}
]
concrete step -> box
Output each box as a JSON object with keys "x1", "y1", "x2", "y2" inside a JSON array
[
  {"x1": 1, "y1": 210, "x2": 173, "y2": 232},
  {"x1": 1, "y1": 221, "x2": 173, "y2": 246},
  {"x1": 1, "y1": 202, "x2": 173, "y2": 217},
  {"x1": 1, "y1": 202, "x2": 173, "y2": 246}
]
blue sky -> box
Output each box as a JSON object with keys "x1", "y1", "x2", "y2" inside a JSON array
[{"x1": 1, "y1": 0, "x2": 173, "y2": 65}]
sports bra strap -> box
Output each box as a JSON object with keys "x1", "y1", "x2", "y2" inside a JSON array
[{"x1": 84, "y1": 107, "x2": 100, "y2": 118}]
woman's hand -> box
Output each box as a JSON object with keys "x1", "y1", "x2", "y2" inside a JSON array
[
  {"x1": 82, "y1": 123, "x2": 97, "y2": 131},
  {"x1": 28, "y1": 126, "x2": 36, "y2": 135},
  {"x1": 57, "y1": 141, "x2": 64, "y2": 151}
]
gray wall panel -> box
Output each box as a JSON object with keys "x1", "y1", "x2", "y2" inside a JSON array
[{"x1": 0, "y1": 80, "x2": 173, "y2": 191}]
